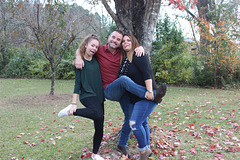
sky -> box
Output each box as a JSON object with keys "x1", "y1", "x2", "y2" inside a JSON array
[{"x1": 67, "y1": 0, "x2": 195, "y2": 40}]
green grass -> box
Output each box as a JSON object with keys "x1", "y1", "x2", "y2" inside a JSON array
[{"x1": 0, "y1": 79, "x2": 240, "y2": 159}]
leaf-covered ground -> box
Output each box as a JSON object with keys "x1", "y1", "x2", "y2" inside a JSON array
[{"x1": 0, "y1": 79, "x2": 239, "y2": 159}]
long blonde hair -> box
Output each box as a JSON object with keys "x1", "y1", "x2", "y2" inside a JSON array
[
  {"x1": 121, "y1": 33, "x2": 140, "y2": 63},
  {"x1": 74, "y1": 34, "x2": 100, "y2": 64}
]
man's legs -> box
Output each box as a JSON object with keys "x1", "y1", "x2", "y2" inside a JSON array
[
  {"x1": 104, "y1": 76, "x2": 148, "y2": 101},
  {"x1": 116, "y1": 93, "x2": 134, "y2": 157}
]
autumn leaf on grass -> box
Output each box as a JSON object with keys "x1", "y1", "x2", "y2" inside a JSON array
[
  {"x1": 219, "y1": 117, "x2": 227, "y2": 120},
  {"x1": 14, "y1": 135, "x2": 22, "y2": 138},
  {"x1": 180, "y1": 149, "x2": 186, "y2": 156},
  {"x1": 208, "y1": 143, "x2": 217, "y2": 153},
  {"x1": 205, "y1": 129, "x2": 216, "y2": 137},
  {"x1": 82, "y1": 148, "x2": 88, "y2": 152},
  {"x1": 188, "y1": 123, "x2": 195, "y2": 129},
  {"x1": 29, "y1": 143, "x2": 37, "y2": 147},
  {"x1": 81, "y1": 153, "x2": 91, "y2": 158},
  {"x1": 225, "y1": 146, "x2": 240, "y2": 152},
  {"x1": 52, "y1": 140, "x2": 56, "y2": 145},
  {"x1": 214, "y1": 153, "x2": 223, "y2": 159},
  {"x1": 193, "y1": 132, "x2": 202, "y2": 139},
  {"x1": 104, "y1": 147, "x2": 111, "y2": 153},
  {"x1": 69, "y1": 125, "x2": 75, "y2": 129},
  {"x1": 190, "y1": 147, "x2": 197, "y2": 155},
  {"x1": 164, "y1": 122, "x2": 173, "y2": 126},
  {"x1": 121, "y1": 155, "x2": 131, "y2": 160}
]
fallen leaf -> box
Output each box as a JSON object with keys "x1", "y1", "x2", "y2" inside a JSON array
[
  {"x1": 69, "y1": 125, "x2": 75, "y2": 129},
  {"x1": 104, "y1": 147, "x2": 111, "y2": 153},
  {"x1": 82, "y1": 148, "x2": 88, "y2": 152},
  {"x1": 190, "y1": 147, "x2": 197, "y2": 155},
  {"x1": 180, "y1": 149, "x2": 185, "y2": 156},
  {"x1": 52, "y1": 140, "x2": 56, "y2": 145}
]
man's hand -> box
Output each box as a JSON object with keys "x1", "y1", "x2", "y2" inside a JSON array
[
  {"x1": 135, "y1": 46, "x2": 145, "y2": 57},
  {"x1": 75, "y1": 55, "x2": 84, "y2": 69}
]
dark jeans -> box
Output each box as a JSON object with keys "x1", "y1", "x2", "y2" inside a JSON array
[
  {"x1": 118, "y1": 93, "x2": 134, "y2": 146},
  {"x1": 73, "y1": 96, "x2": 104, "y2": 154}
]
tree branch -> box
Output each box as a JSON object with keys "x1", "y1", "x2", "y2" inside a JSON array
[{"x1": 101, "y1": 0, "x2": 117, "y2": 22}]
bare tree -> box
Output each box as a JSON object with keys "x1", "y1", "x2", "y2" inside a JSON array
[
  {"x1": 0, "y1": 0, "x2": 8, "y2": 67},
  {"x1": 17, "y1": 0, "x2": 93, "y2": 95},
  {"x1": 0, "y1": 0, "x2": 23, "y2": 68}
]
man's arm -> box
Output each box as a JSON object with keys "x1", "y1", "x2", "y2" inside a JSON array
[
  {"x1": 135, "y1": 46, "x2": 145, "y2": 57},
  {"x1": 75, "y1": 48, "x2": 84, "y2": 69}
]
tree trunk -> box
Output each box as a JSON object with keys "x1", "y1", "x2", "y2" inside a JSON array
[
  {"x1": 196, "y1": 0, "x2": 213, "y2": 55},
  {"x1": 103, "y1": 0, "x2": 161, "y2": 54},
  {"x1": 50, "y1": 62, "x2": 55, "y2": 95},
  {"x1": 0, "y1": 0, "x2": 7, "y2": 68},
  {"x1": 0, "y1": 46, "x2": 6, "y2": 68}
]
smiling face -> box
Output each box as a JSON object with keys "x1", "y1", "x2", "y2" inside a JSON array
[
  {"x1": 107, "y1": 31, "x2": 123, "y2": 50},
  {"x1": 85, "y1": 39, "x2": 99, "y2": 58},
  {"x1": 122, "y1": 35, "x2": 132, "y2": 53}
]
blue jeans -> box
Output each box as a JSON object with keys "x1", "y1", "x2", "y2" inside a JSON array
[
  {"x1": 130, "y1": 100, "x2": 157, "y2": 151},
  {"x1": 104, "y1": 76, "x2": 155, "y2": 147},
  {"x1": 117, "y1": 93, "x2": 134, "y2": 147},
  {"x1": 104, "y1": 76, "x2": 149, "y2": 101}
]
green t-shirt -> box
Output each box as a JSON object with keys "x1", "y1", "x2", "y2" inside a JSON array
[{"x1": 73, "y1": 56, "x2": 104, "y2": 104}]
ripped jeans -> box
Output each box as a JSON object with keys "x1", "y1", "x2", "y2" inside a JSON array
[{"x1": 129, "y1": 100, "x2": 157, "y2": 151}]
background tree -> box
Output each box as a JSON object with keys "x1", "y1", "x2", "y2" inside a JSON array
[
  {"x1": 196, "y1": 0, "x2": 214, "y2": 55},
  {"x1": 151, "y1": 14, "x2": 193, "y2": 84},
  {"x1": 173, "y1": 0, "x2": 240, "y2": 87},
  {"x1": 93, "y1": 0, "x2": 200, "y2": 54},
  {"x1": 17, "y1": 0, "x2": 97, "y2": 95},
  {"x1": 0, "y1": 0, "x2": 24, "y2": 69},
  {"x1": 0, "y1": 0, "x2": 8, "y2": 68}
]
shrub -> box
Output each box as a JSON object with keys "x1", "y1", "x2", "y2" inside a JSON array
[
  {"x1": 56, "y1": 59, "x2": 75, "y2": 79},
  {"x1": 4, "y1": 51, "x2": 33, "y2": 78},
  {"x1": 28, "y1": 59, "x2": 52, "y2": 79},
  {"x1": 151, "y1": 14, "x2": 194, "y2": 85}
]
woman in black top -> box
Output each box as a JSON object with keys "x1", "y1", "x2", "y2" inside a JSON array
[{"x1": 120, "y1": 33, "x2": 167, "y2": 160}]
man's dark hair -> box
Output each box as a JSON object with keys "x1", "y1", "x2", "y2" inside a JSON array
[{"x1": 111, "y1": 30, "x2": 124, "y2": 36}]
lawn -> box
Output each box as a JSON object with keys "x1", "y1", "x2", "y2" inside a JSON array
[{"x1": 0, "y1": 79, "x2": 239, "y2": 160}]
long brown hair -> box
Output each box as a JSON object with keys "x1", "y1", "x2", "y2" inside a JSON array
[
  {"x1": 121, "y1": 33, "x2": 140, "y2": 63},
  {"x1": 74, "y1": 34, "x2": 100, "y2": 64}
]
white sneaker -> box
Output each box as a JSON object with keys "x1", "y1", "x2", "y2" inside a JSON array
[
  {"x1": 91, "y1": 154, "x2": 104, "y2": 160},
  {"x1": 58, "y1": 104, "x2": 72, "y2": 118}
]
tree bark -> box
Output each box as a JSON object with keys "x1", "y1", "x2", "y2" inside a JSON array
[
  {"x1": 50, "y1": 62, "x2": 55, "y2": 95},
  {"x1": 102, "y1": 0, "x2": 161, "y2": 54},
  {"x1": 0, "y1": 0, "x2": 7, "y2": 68},
  {"x1": 196, "y1": 0, "x2": 214, "y2": 55}
]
